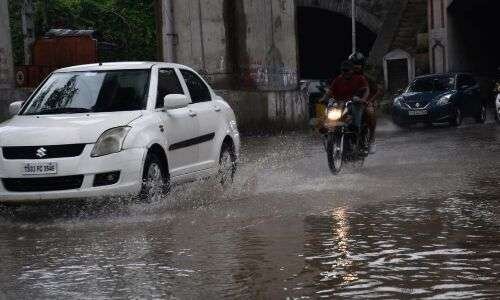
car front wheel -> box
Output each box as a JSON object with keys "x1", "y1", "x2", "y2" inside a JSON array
[
  {"x1": 450, "y1": 106, "x2": 463, "y2": 127},
  {"x1": 140, "y1": 152, "x2": 169, "y2": 201}
]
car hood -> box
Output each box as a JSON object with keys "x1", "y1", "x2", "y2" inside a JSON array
[
  {"x1": 401, "y1": 91, "x2": 450, "y2": 106},
  {"x1": 0, "y1": 111, "x2": 143, "y2": 146}
]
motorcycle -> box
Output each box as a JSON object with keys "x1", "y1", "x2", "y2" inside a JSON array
[{"x1": 322, "y1": 97, "x2": 370, "y2": 174}]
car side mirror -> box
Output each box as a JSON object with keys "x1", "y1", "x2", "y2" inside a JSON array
[
  {"x1": 164, "y1": 94, "x2": 190, "y2": 110},
  {"x1": 9, "y1": 101, "x2": 23, "y2": 117}
]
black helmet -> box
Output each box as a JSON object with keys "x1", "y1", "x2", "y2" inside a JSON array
[
  {"x1": 349, "y1": 52, "x2": 366, "y2": 66},
  {"x1": 340, "y1": 60, "x2": 354, "y2": 72}
]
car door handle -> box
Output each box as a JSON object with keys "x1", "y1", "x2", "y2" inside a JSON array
[
  {"x1": 213, "y1": 105, "x2": 221, "y2": 112},
  {"x1": 188, "y1": 110, "x2": 197, "y2": 117}
]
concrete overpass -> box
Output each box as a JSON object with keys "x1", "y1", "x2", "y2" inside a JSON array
[
  {"x1": 160, "y1": 0, "x2": 409, "y2": 131},
  {"x1": 1, "y1": 0, "x2": 428, "y2": 130}
]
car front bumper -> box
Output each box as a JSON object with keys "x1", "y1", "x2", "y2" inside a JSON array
[
  {"x1": 0, "y1": 145, "x2": 146, "y2": 202},
  {"x1": 392, "y1": 104, "x2": 452, "y2": 124}
]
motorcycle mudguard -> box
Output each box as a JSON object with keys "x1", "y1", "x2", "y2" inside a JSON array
[{"x1": 324, "y1": 121, "x2": 346, "y2": 131}]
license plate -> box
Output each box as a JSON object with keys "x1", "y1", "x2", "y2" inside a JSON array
[
  {"x1": 409, "y1": 110, "x2": 428, "y2": 116},
  {"x1": 23, "y1": 162, "x2": 58, "y2": 175}
]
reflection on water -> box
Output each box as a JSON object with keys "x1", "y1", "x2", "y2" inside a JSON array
[
  {"x1": 1, "y1": 192, "x2": 498, "y2": 299},
  {"x1": 290, "y1": 193, "x2": 500, "y2": 299}
]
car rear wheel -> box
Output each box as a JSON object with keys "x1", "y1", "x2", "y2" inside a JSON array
[
  {"x1": 218, "y1": 143, "x2": 237, "y2": 188},
  {"x1": 475, "y1": 104, "x2": 487, "y2": 124},
  {"x1": 450, "y1": 106, "x2": 463, "y2": 127}
]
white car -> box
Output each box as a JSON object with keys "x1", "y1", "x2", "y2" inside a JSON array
[{"x1": 0, "y1": 62, "x2": 240, "y2": 202}]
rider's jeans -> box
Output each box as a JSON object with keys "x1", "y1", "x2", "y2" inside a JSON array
[{"x1": 349, "y1": 103, "x2": 364, "y2": 128}]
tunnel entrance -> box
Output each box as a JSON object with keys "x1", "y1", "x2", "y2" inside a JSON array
[
  {"x1": 448, "y1": 0, "x2": 500, "y2": 77},
  {"x1": 297, "y1": 7, "x2": 377, "y2": 81},
  {"x1": 297, "y1": 7, "x2": 377, "y2": 119},
  {"x1": 447, "y1": 0, "x2": 500, "y2": 102}
]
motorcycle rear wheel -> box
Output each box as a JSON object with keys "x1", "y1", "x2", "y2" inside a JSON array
[{"x1": 327, "y1": 131, "x2": 344, "y2": 174}]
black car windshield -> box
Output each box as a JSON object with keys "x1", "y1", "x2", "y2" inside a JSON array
[
  {"x1": 407, "y1": 76, "x2": 455, "y2": 93},
  {"x1": 22, "y1": 70, "x2": 150, "y2": 115}
]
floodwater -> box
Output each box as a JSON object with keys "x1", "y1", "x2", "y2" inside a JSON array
[{"x1": 0, "y1": 119, "x2": 499, "y2": 299}]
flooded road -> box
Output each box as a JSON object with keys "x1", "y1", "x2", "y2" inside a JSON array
[{"x1": 1, "y1": 119, "x2": 499, "y2": 299}]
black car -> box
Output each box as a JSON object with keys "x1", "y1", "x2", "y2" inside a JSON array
[{"x1": 392, "y1": 73, "x2": 487, "y2": 127}]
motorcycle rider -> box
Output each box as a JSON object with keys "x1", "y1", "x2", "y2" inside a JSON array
[
  {"x1": 349, "y1": 52, "x2": 384, "y2": 154},
  {"x1": 322, "y1": 60, "x2": 369, "y2": 133}
]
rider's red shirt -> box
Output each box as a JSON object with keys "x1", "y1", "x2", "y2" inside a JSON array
[{"x1": 329, "y1": 74, "x2": 368, "y2": 101}]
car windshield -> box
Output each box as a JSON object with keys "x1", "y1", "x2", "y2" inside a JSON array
[
  {"x1": 22, "y1": 70, "x2": 150, "y2": 115},
  {"x1": 407, "y1": 76, "x2": 455, "y2": 93}
]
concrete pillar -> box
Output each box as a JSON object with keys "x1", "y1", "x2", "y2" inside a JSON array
[
  {"x1": 170, "y1": 0, "x2": 305, "y2": 131},
  {"x1": 236, "y1": 0, "x2": 298, "y2": 91},
  {"x1": 21, "y1": 0, "x2": 35, "y2": 65},
  {"x1": 0, "y1": 0, "x2": 15, "y2": 117},
  {"x1": 0, "y1": 0, "x2": 14, "y2": 90},
  {"x1": 156, "y1": 0, "x2": 176, "y2": 62},
  {"x1": 428, "y1": 0, "x2": 449, "y2": 73}
]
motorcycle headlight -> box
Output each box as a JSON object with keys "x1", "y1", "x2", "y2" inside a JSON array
[
  {"x1": 91, "y1": 126, "x2": 131, "y2": 157},
  {"x1": 437, "y1": 94, "x2": 452, "y2": 106},
  {"x1": 327, "y1": 108, "x2": 343, "y2": 121}
]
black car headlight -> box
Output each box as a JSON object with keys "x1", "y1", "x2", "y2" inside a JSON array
[{"x1": 437, "y1": 94, "x2": 452, "y2": 106}]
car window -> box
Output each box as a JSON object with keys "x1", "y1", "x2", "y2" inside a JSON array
[
  {"x1": 22, "y1": 70, "x2": 150, "y2": 115},
  {"x1": 156, "y1": 68, "x2": 184, "y2": 109},
  {"x1": 457, "y1": 75, "x2": 476, "y2": 89},
  {"x1": 180, "y1": 69, "x2": 211, "y2": 103},
  {"x1": 464, "y1": 75, "x2": 476, "y2": 88},
  {"x1": 407, "y1": 76, "x2": 455, "y2": 93}
]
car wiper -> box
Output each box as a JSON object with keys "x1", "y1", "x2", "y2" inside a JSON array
[{"x1": 31, "y1": 107, "x2": 92, "y2": 115}]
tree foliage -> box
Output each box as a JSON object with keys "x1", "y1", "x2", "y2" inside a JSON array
[{"x1": 9, "y1": 0, "x2": 158, "y2": 65}]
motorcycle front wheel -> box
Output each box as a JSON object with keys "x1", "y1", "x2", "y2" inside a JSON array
[{"x1": 326, "y1": 131, "x2": 344, "y2": 174}]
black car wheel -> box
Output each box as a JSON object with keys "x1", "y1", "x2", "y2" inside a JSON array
[
  {"x1": 450, "y1": 106, "x2": 463, "y2": 127},
  {"x1": 218, "y1": 143, "x2": 237, "y2": 188},
  {"x1": 392, "y1": 113, "x2": 409, "y2": 129},
  {"x1": 140, "y1": 152, "x2": 169, "y2": 201},
  {"x1": 475, "y1": 104, "x2": 487, "y2": 124}
]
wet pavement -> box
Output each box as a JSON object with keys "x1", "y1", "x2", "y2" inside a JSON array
[{"x1": 0, "y1": 118, "x2": 499, "y2": 299}]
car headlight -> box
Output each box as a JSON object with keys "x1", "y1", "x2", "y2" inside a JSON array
[
  {"x1": 91, "y1": 126, "x2": 131, "y2": 157},
  {"x1": 437, "y1": 94, "x2": 452, "y2": 106},
  {"x1": 394, "y1": 97, "x2": 402, "y2": 107},
  {"x1": 327, "y1": 108, "x2": 343, "y2": 121}
]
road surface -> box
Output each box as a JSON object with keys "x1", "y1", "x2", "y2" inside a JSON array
[{"x1": 1, "y1": 118, "x2": 499, "y2": 299}]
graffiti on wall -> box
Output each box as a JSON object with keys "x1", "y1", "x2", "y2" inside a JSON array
[{"x1": 241, "y1": 62, "x2": 297, "y2": 90}]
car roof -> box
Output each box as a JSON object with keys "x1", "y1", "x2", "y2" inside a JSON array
[
  {"x1": 415, "y1": 72, "x2": 473, "y2": 80},
  {"x1": 56, "y1": 61, "x2": 195, "y2": 73}
]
